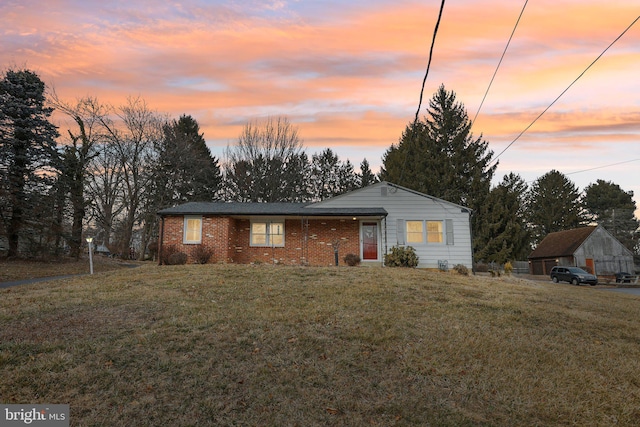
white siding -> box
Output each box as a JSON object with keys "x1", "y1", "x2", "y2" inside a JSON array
[{"x1": 310, "y1": 182, "x2": 473, "y2": 269}]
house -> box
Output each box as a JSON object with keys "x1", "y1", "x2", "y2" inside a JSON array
[
  {"x1": 157, "y1": 181, "x2": 473, "y2": 268},
  {"x1": 528, "y1": 225, "x2": 634, "y2": 276}
]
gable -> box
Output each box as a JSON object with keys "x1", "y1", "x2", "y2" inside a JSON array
[{"x1": 309, "y1": 181, "x2": 471, "y2": 213}]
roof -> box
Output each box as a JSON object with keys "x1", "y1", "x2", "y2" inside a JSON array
[
  {"x1": 528, "y1": 226, "x2": 597, "y2": 259},
  {"x1": 310, "y1": 181, "x2": 472, "y2": 213},
  {"x1": 157, "y1": 201, "x2": 387, "y2": 217}
]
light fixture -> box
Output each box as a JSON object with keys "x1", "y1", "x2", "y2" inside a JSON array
[{"x1": 86, "y1": 237, "x2": 94, "y2": 275}]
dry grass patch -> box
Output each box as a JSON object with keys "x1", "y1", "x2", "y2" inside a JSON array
[
  {"x1": 1, "y1": 265, "x2": 640, "y2": 426},
  {"x1": 0, "y1": 256, "x2": 142, "y2": 282}
]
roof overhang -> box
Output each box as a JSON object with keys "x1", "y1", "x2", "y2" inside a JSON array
[{"x1": 157, "y1": 202, "x2": 387, "y2": 219}]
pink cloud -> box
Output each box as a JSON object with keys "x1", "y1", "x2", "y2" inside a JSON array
[{"x1": 1, "y1": 0, "x2": 638, "y2": 211}]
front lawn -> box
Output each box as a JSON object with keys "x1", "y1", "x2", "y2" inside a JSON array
[{"x1": 1, "y1": 265, "x2": 639, "y2": 426}]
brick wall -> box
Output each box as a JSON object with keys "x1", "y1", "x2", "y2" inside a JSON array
[
  {"x1": 160, "y1": 215, "x2": 234, "y2": 263},
  {"x1": 160, "y1": 215, "x2": 361, "y2": 266}
]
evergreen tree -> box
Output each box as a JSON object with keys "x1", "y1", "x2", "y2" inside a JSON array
[
  {"x1": 359, "y1": 158, "x2": 378, "y2": 187},
  {"x1": 475, "y1": 173, "x2": 531, "y2": 263},
  {"x1": 379, "y1": 85, "x2": 496, "y2": 256},
  {"x1": 380, "y1": 85, "x2": 496, "y2": 209},
  {"x1": 310, "y1": 148, "x2": 358, "y2": 200},
  {"x1": 0, "y1": 69, "x2": 59, "y2": 257},
  {"x1": 154, "y1": 114, "x2": 222, "y2": 206},
  {"x1": 527, "y1": 170, "x2": 586, "y2": 244},
  {"x1": 582, "y1": 179, "x2": 638, "y2": 252}
]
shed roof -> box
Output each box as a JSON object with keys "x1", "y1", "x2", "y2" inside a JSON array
[
  {"x1": 157, "y1": 202, "x2": 387, "y2": 217},
  {"x1": 528, "y1": 226, "x2": 596, "y2": 259}
]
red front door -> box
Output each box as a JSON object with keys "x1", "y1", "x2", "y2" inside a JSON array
[{"x1": 362, "y1": 222, "x2": 378, "y2": 260}]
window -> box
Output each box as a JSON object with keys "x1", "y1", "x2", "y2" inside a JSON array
[
  {"x1": 251, "y1": 221, "x2": 284, "y2": 247},
  {"x1": 183, "y1": 216, "x2": 202, "y2": 244},
  {"x1": 426, "y1": 221, "x2": 443, "y2": 243},
  {"x1": 406, "y1": 221, "x2": 424, "y2": 243}
]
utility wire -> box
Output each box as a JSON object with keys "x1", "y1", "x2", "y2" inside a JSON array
[
  {"x1": 524, "y1": 158, "x2": 640, "y2": 184},
  {"x1": 413, "y1": 0, "x2": 446, "y2": 127},
  {"x1": 489, "y1": 14, "x2": 640, "y2": 167},
  {"x1": 398, "y1": 0, "x2": 446, "y2": 183},
  {"x1": 472, "y1": 0, "x2": 528, "y2": 126},
  {"x1": 471, "y1": 0, "x2": 529, "y2": 125},
  {"x1": 565, "y1": 158, "x2": 640, "y2": 176}
]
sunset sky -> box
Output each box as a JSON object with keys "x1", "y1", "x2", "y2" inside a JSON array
[{"x1": 1, "y1": 0, "x2": 639, "y2": 210}]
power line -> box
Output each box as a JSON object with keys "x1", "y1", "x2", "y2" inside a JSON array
[
  {"x1": 565, "y1": 158, "x2": 640, "y2": 176},
  {"x1": 399, "y1": 0, "x2": 446, "y2": 183},
  {"x1": 489, "y1": 14, "x2": 640, "y2": 167},
  {"x1": 472, "y1": 0, "x2": 528, "y2": 126},
  {"x1": 413, "y1": 0, "x2": 446, "y2": 126},
  {"x1": 524, "y1": 158, "x2": 640, "y2": 184}
]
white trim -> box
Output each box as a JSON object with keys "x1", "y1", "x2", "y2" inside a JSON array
[
  {"x1": 360, "y1": 220, "x2": 381, "y2": 262},
  {"x1": 250, "y1": 218, "x2": 285, "y2": 247},
  {"x1": 183, "y1": 216, "x2": 202, "y2": 244}
]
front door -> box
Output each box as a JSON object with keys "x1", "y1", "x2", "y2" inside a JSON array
[{"x1": 362, "y1": 222, "x2": 378, "y2": 260}]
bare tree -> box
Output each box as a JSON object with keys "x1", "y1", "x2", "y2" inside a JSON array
[
  {"x1": 86, "y1": 140, "x2": 124, "y2": 249},
  {"x1": 49, "y1": 93, "x2": 108, "y2": 258},
  {"x1": 224, "y1": 116, "x2": 310, "y2": 202},
  {"x1": 98, "y1": 97, "x2": 163, "y2": 258}
]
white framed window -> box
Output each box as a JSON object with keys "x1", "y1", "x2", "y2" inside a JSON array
[
  {"x1": 426, "y1": 221, "x2": 443, "y2": 243},
  {"x1": 250, "y1": 220, "x2": 284, "y2": 247},
  {"x1": 183, "y1": 216, "x2": 202, "y2": 244},
  {"x1": 406, "y1": 221, "x2": 424, "y2": 244}
]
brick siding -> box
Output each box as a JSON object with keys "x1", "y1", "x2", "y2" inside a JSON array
[{"x1": 160, "y1": 215, "x2": 362, "y2": 266}]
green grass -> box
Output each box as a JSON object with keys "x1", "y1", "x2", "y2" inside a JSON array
[{"x1": 1, "y1": 264, "x2": 640, "y2": 426}]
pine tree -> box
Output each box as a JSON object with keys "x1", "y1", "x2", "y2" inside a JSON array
[
  {"x1": 0, "y1": 69, "x2": 59, "y2": 257},
  {"x1": 475, "y1": 173, "x2": 531, "y2": 263},
  {"x1": 359, "y1": 158, "x2": 378, "y2": 187},
  {"x1": 155, "y1": 114, "x2": 222, "y2": 206},
  {"x1": 379, "y1": 85, "x2": 496, "y2": 257},
  {"x1": 583, "y1": 179, "x2": 638, "y2": 252},
  {"x1": 527, "y1": 170, "x2": 586, "y2": 244}
]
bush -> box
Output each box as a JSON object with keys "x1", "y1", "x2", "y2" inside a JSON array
[
  {"x1": 167, "y1": 252, "x2": 188, "y2": 265},
  {"x1": 453, "y1": 264, "x2": 469, "y2": 276},
  {"x1": 384, "y1": 246, "x2": 419, "y2": 268},
  {"x1": 192, "y1": 245, "x2": 214, "y2": 264},
  {"x1": 504, "y1": 261, "x2": 513, "y2": 275},
  {"x1": 343, "y1": 253, "x2": 361, "y2": 266},
  {"x1": 161, "y1": 245, "x2": 177, "y2": 265}
]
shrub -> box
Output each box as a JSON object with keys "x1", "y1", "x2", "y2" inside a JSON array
[
  {"x1": 161, "y1": 245, "x2": 177, "y2": 265},
  {"x1": 384, "y1": 246, "x2": 419, "y2": 268},
  {"x1": 167, "y1": 252, "x2": 188, "y2": 265},
  {"x1": 504, "y1": 261, "x2": 513, "y2": 275},
  {"x1": 343, "y1": 253, "x2": 361, "y2": 266},
  {"x1": 192, "y1": 245, "x2": 214, "y2": 264},
  {"x1": 453, "y1": 264, "x2": 469, "y2": 276}
]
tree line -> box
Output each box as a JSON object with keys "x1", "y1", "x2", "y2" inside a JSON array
[{"x1": 1, "y1": 69, "x2": 638, "y2": 261}]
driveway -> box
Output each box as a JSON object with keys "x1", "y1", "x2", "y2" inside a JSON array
[{"x1": 0, "y1": 275, "x2": 78, "y2": 289}]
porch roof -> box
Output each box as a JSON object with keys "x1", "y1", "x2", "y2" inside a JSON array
[{"x1": 157, "y1": 202, "x2": 387, "y2": 218}]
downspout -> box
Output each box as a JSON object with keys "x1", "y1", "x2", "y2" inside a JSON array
[
  {"x1": 158, "y1": 215, "x2": 165, "y2": 265},
  {"x1": 468, "y1": 209, "x2": 475, "y2": 275},
  {"x1": 383, "y1": 215, "x2": 388, "y2": 267},
  {"x1": 301, "y1": 216, "x2": 308, "y2": 266}
]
